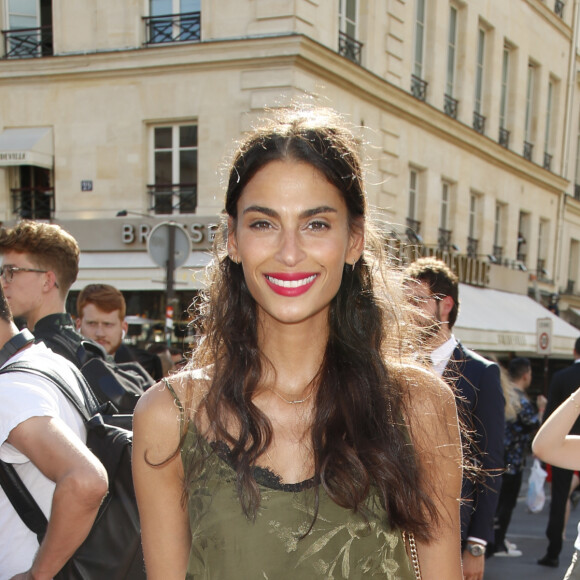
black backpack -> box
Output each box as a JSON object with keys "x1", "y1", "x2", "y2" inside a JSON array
[{"x1": 0, "y1": 360, "x2": 146, "y2": 580}]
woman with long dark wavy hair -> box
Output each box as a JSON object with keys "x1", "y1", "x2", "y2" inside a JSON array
[{"x1": 132, "y1": 106, "x2": 463, "y2": 579}]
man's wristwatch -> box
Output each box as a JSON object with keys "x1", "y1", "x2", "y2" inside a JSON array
[{"x1": 466, "y1": 543, "x2": 486, "y2": 557}]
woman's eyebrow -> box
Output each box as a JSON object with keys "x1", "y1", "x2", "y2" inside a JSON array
[{"x1": 241, "y1": 205, "x2": 338, "y2": 218}]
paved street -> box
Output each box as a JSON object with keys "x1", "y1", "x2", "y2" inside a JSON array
[{"x1": 485, "y1": 470, "x2": 578, "y2": 579}]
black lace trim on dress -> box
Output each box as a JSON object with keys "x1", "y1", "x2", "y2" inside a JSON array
[{"x1": 210, "y1": 440, "x2": 316, "y2": 492}]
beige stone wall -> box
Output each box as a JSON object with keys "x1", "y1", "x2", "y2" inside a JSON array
[{"x1": 0, "y1": 0, "x2": 578, "y2": 305}]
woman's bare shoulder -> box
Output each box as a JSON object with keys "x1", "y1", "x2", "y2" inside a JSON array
[{"x1": 134, "y1": 368, "x2": 212, "y2": 432}]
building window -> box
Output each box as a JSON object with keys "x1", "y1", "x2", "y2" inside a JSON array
[
  {"x1": 537, "y1": 219, "x2": 549, "y2": 279},
  {"x1": 473, "y1": 27, "x2": 487, "y2": 134},
  {"x1": 444, "y1": 6, "x2": 458, "y2": 118},
  {"x1": 517, "y1": 211, "x2": 529, "y2": 264},
  {"x1": 438, "y1": 181, "x2": 453, "y2": 251},
  {"x1": 338, "y1": 0, "x2": 362, "y2": 64},
  {"x1": 499, "y1": 44, "x2": 511, "y2": 148},
  {"x1": 493, "y1": 203, "x2": 504, "y2": 261},
  {"x1": 11, "y1": 166, "x2": 54, "y2": 220},
  {"x1": 149, "y1": 124, "x2": 198, "y2": 214},
  {"x1": 467, "y1": 193, "x2": 479, "y2": 258},
  {"x1": 568, "y1": 239, "x2": 579, "y2": 294},
  {"x1": 574, "y1": 130, "x2": 580, "y2": 199},
  {"x1": 544, "y1": 79, "x2": 554, "y2": 171},
  {"x1": 3, "y1": 0, "x2": 53, "y2": 59},
  {"x1": 406, "y1": 169, "x2": 422, "y2": 243},
  {"x1": 145, "y1": 0, "x2": 201, "y2": 44},
  {"x1": 524, "y1": 62, "x2": 536, "y2": 160},
  {"x1": 411, "y1": 0, "x2": 428, "y2": 101}
]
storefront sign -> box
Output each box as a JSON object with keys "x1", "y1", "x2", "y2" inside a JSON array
[{"x1": 121, "y1": 221, "x2": 218, "y2": 249}]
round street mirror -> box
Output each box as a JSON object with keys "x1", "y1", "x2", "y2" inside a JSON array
[{"x1": 147, "y1": 222, "x2": 192, "y2": 268}]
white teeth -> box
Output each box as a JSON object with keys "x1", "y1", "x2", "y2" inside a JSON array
[{"x1": 266, "y1": 274, "x2": 316, "y2": 288}]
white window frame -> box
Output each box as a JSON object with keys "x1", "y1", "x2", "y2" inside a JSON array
[
  {"x1": 408, "y1": 169, "x2": 418, "y2": 220},
  {"x1": 413, "y1": 0, "x2": 426, "y2": 78},
  {"x1": 493, "y1": 203, "x2": 503, "y2": 248},
  {"x1": 339, "y1": 0, "x2": 358, "y2": 39},
  {"x1": 445, "y1": 5, "x2": 458, "y2": 97},
  {"x1": 525, "y1": 63, "x2": 536, "y2": 143},
  {"x1": 440, "y1": 181, "x2": 450, "y2": 231},
  {"x1": 474, "y1": 27, "x2": 485, "y2": 115},
  {"x1": 499, "y1": 45, "x2": 510, "y2": 130},
  {"x1": 6, "y1": 0, "x2": 40, "y2": 29},
  {"x1": 150, "y1": 123, "x2": 198, "y2": 215},
  {"x1": 545, "y1": 79, "x2": 554, "y2": 154},
  {"x1": 468, "y1": 193, "x2": 477, "y2": 239},
  {"x1": 150, "y1": 0, "x2": 200, "y2": 15}
]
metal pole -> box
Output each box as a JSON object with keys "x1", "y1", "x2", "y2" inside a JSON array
[{"x1": 165, "y1": 223, "x2": 176, "y2": 346}]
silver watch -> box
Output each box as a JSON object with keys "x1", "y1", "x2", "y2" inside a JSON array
[{"x1": 466, "y1": 543, "x2": 486, "y2": 557}]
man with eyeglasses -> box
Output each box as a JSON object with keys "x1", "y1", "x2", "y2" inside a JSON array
[
  {"x1": 0, "y1": 221, "x2": 153, "y2": 414},
  {"x1": 404, "y1": 257, "x2": 505, "y2": 580}
]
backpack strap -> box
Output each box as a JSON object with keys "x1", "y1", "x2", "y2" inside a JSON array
[{"x1": 0, "y1": 362, "x2": 94, "y2": 423}]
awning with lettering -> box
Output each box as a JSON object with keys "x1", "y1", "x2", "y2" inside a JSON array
[
  {"x1": 454, "y1": 283, "x2": 579, "y2": 357},
  {"x1": 0, "y1": 127, "x2": 53, "y2": 169}
]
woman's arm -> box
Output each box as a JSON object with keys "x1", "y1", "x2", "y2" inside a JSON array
[
  {"x1": 532, "y1": 386, "x2": 580, "y2": 470},
  {"x1": 405, "y1": 367, "x2": 463, "y2": 580},
  {"x1": 132, "y1": 379, "x2": 192, "y2": 580}
]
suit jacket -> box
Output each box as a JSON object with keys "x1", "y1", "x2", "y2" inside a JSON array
[
  {"x1": 443, "y1": 342, "x2": 505, "y2": 544},
  {"x1": 543, "y1": 360, "x2": 580, "y2": 435}
]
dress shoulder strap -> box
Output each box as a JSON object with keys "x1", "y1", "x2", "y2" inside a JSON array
[{"x1": 162, "y1": 377, "x2": 185, "y2": 434}]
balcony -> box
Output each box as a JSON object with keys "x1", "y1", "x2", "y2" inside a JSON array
[
  {"x1": 467, "y1": 237, "x2": 479, "y2": 259},
  {"x1": 438, "y1": 228, "x2": 453, "y2": 252},
  {"x1": 411, "y1": 75, "x2": 428, "y2": 102},
  {"x1": 493, "y1": 245, "x2": 503, "y2": 262},
  {"x1": 537, "y1": 258, "x2": 550, "y2": 280},
  {"x1": 555, "y1": 0, "x2": 565, "y2": 18},
  {"x1": 338, "y1": 31, "x2": 363, "y2": 65},
  {"x1": 444, "y1": 94, "x2": 458, "y2": 119},
  {"x1": 566, "y1": 279, "x2": 575, "y2": 295},
  {"x1": 473, "y1": 111, "x2": 486, "y2": 134},
  {"x1": 2, "y1": 26, "x2": 53, "y2": 59},
  {"x1": 148, "y1": 183, "x2": 197, "y2": 214},
  {"x1": 499, "y1": 127, "x2": 510, "y2": 149},
  {"x1": 406, "y1": 217, "x2": 422, "y2": 244},
  {"x1": 523, "y1": 141, "x2": 534, "y2": 161},
  {"x1": 543, "y1": 152, "x2": 553, "y2": 171},
  {"x1": 144, "y1": 11, "x2": 201, "y2": 44},
  {"x1": 11, "y1": 187, "x2": 54, "y2": 220}
]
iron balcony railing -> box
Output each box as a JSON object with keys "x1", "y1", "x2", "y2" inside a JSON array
[
  {"x1": 499, "y1": 127, "x2": 510, "y2": 149},
  {"x1": 406, "y1": 217, "x2": 422, "y2": 244},
  {"x1": 566, "y1": 279, "x2": 575, "y2": 294},
  {"x1": 2, "y1": 25, "x2": 53, "y2": 59},
  {"x1": 438, "y1": 228, "x2": 453, "y2": 251},
  {"x1": 338, "y1": 31, "x2": 363, "y2": 65},
  {"x1": 523, "y1": 141, "x2": 534, "y2": 161},
  {"x1": 473, "y1": 111, "x2": 486, "y2": 134},
  {"x1": 411, "y1": 75, "x2": 428, "y2": 101},
  {"x1": 517, "y1": 252, "x2": 527, "y2": 264},
  {"x1": 11, "y1": 187, "x2": 54, "y2": 219},
  {"x1": 543, "y1": 152, "x2": 553, "y2": 171},
  {"x1": 555, "y1": 0, "x2": 565, "y2": 18},
  {"x1": 144, "y1": 11, "x2": 201, "y2": 44},
  {"x1": 444, "y1": 94, "x2": 458, "y2": 119},
  {"x1": 493, "y1": 245, "x2": 503, "y2": 261},
  {"x1": 467, "y1": 237, "x2": 479, "y2": 259},
  {"x1": 148, "y1": 183, "x2": 197, "y2": 214}
]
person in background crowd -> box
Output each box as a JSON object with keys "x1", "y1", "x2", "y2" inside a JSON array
[
  {"x1": 146, "y1": 342, "x2": 175, "y2": 378},
  {"x1": 404, "y1": 257, "x2": 505, "y2": 580},
  {"x1": 533, "y1": 382, "x2": 580, "y2": 579},
  {"x1": 538, "y1": 336, "x2": 580, "y2": 568},
  {"x1": 493, "y1": 357, "x2": 544, "y2": 557},
  {"x1": 133, "y1": 106, "x2": 464, "y2": 579},
  {"x1": 76, "y1": 283, "x2": 162, "y2": 380},
  {"x1": 0, "y1": 279, "x2": 107, "y2": 579}
]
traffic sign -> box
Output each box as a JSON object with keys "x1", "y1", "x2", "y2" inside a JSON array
[
  {"x1": 147, "y1": 222, "x2": 191, "y2": 268},
  {"x1": 536, "y1": 317, "x2": 553, "y2": 355}
]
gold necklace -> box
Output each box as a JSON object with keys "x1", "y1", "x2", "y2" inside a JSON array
[{"x1": 268, "y1": 387, "x2": 314, "y2": 405}]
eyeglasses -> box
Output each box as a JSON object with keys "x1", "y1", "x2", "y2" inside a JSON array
[{"x1": 0, "y1": 265, "x2": 50, "y2": 284}]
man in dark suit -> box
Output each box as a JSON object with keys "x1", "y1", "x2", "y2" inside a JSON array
[
  {"x1": 405, "y1": 257, "x2": 505, "y2": 580},
  {"x1": 537, "y1": 336, "x2": 580, "y2": 568}
]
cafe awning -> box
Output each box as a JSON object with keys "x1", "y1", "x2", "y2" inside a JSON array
[
  {"x1": 0, "y1": 127, "x2": 53, "y2": 169},
  {"x1": 454, "y1": 283, "x2": 579, "y2": 357}
]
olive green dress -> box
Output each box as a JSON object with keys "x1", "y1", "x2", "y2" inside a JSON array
[{"x1": 180, "y1": 421, "x2": 416, "y2": 580}]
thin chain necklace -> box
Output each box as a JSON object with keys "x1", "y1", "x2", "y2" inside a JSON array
[{"x1": 268, "y1": 387, "x2": 314, "y2": 405}]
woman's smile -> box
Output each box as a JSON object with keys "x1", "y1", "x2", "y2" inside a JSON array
[{"x1": 264, "y1": 272, "x2": 319, "y2": 296}]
